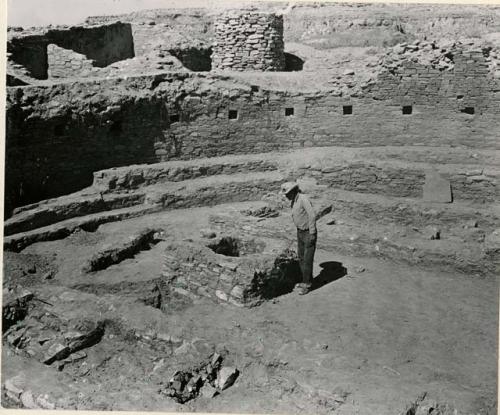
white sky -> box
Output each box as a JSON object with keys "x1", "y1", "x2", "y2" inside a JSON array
[
  {"x1": 6, "y1": 0, "x2": 266, "y2": 27},
  {"x1": 9, "y1": 0, "x2": 500, "y2": 28}
]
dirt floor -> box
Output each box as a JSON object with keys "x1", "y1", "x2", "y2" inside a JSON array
[{"x1": 2, "y1": 201, "x2": 497, "y2": 414}]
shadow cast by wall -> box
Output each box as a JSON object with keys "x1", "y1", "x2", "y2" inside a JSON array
[
  {"x1": 47, "y1": 22, "x2": 135, "y2": 68},
  {"x1": 284, "y1": 52, "x2": 304, "y2": 71},
  {"x1": 311, "y1": 261, "x2": 347, "y2": 291},
  {"x1": 169, "y1": 47, "x2": 212, "y2": 72},
  {"x1": 7, "y1": 22, "x2": 136, "y2": 81},
  {"x1": 4, "y1": 94, "x2": 166, "y2": 217}
]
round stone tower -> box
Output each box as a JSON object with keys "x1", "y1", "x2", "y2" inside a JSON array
[{"x1": 212, "y1": 11, "x2": 285, "y2": 71}]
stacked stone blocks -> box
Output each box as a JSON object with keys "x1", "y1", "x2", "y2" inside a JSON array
[
  {"x1": 5, "y1": 46, "x2": 499, "y2": 211},
  {"x1": 162, "y1": 238, "x2": 300, "y2": 307},
  {"x1": 212, "y1": 11, "x2": 285, "y2": 71},
  {"x1": 47, "y1": 44, "x2": 97, "y2": 78}
]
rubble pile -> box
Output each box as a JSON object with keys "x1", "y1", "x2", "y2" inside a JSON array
[
  {"x1": 212, "y1": 12, "x2": 285, "y2": 71},
  {"x1": 163, "y1": 352, "x2": 239, "y2": 403},
  {"x1": 3, "y1": 289, "x2": 34, "y2": 332},
  {"x1": 400, "y1": 392, "x2": 458, "y2": 415},
  {"x1": 241, "y1": 205, "x2": 280, "y2": 219},
  {"x1": 324, "y1": 39, "x2": 499, "y2": 98},
  {"x1": 3, "y1": 294, "x2": 105, "y2": 370},
  {"x1": 4, "y1": 374, "x2": 58, "y2": 409},
  {"x1": 380, "y1": 39, "x2": 499, "y2": 74}
]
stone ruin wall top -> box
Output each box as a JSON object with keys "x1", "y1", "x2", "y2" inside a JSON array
[{"x1": 212, "y1": 11, "x2": 285, "y2": 72}]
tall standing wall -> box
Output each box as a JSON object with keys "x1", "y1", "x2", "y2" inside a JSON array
[
  {"x1": 5, "y1": 49, "x2": 500, "y2": 214},
  {"x1": 212, "y1": 11, "x2": 285, "y2": 71},
  {"x1": 7, "y1": 22, "x2": 135, "y2": 80}
]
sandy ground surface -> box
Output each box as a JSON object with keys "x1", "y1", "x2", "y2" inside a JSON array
[{"x1": 2, "y1": 201, "x2": 497, "y2": 414}]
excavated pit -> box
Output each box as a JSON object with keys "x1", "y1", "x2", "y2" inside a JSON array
[
  {"x1": 206, "y1": 236, "x2": 266, "y2": 258},
  {"x1": 82, "y1": 228, "x2": 162, "y2": 272},
  {"x1": 207, "y1": 236, "x2": 241, "y2": 257},
  {"x1": 164, "y1": 237, "x2": 302, "y2": 307}
]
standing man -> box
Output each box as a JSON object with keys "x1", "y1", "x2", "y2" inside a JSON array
[{"x1": 281, "y1": 181, "x2": 317, "y2": 295}]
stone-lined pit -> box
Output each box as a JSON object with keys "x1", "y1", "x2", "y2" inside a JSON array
[
  {"x1": 207, "y1": 236, "x2": 241, "y2": 257},
  {"x1": 163, "y1": 238, "x2": 301, "y2": 307},
  {"x1": 206, "y1": 236, "x2": 266, "y2": 258}
]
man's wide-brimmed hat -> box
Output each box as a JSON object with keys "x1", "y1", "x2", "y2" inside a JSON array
[{"x1": 280, "y1": 181, "x2": 299, "y2": 195}]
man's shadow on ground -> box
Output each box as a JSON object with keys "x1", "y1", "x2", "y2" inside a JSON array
[{"x1": 311, "y1": 261, "x2": 347, "y2": 291}]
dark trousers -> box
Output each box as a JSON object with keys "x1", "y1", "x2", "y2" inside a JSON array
[{"x1": 297, "y1": 229, "x2": 316, "y2": 285}]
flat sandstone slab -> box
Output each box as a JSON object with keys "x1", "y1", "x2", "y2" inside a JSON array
[{"x1": 423, "y1": 171, "x2": 452, "y2": 203}]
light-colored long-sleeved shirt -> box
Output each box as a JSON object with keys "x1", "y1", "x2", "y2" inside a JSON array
[{"x1": 291, "y1": 193, "x2": 317, "y2": 234}]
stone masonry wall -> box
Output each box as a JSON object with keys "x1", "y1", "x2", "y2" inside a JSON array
[
  {"x1": 163, "y1": 50, "x2": 499, "y2": 156},
  {"x1": 212, "y1": 12, "x2": 285, "y2": 71},
  {"x1": 47, "y1": 44, "x2": 96, "y2": 78},
  {"x1": 7, "y1": 22, "x2": 134, "y2": 79},
  {"x1": 7, "y1": 34, "x2": 49, "y2": 80},
  {"x1": 85, "y1": 9, "x2": 212, "y2": 57},
  {"x1": 45, "y1": 22, "x2": 135, "y2": 68},
  {"x1": 293, "y1": 163, "x2": 499, "y2": 203},
  {"x1": 162, "y1": 239, "x2": 300, "y2": 307},
  {"x1": 5, "y1": 48, "x2": 499, "y2": 213},
  {"x1": 5, "y1": 74, "x2": 171, "y2": 213},
  {"x1": 89, "y1": 151, "x2": 498, "y2": 204}
]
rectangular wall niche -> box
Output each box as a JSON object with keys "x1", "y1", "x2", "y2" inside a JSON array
[
  {"x1": 170, "y1": 114, "x2": 180, "y2": 123},
  {"x1": 343, "y1": 105, "x2": 352, "y2": 115},
  {"x1": 460, "y1": 107, "x2": 475, "y2": 115},
  {"x1": 402, "y1": 105, "x2": 413, "y2": 115},
  {"x1": 285, "y1": 107, "x2": 294, "y2": 117},
  {"x1": 228, "y1": 109, "x2": 238, "y2": 120}
]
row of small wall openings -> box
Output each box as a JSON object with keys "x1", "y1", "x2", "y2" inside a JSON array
[
  {"x1": 168, "y1": 104, "x2": 477, "y2": 124},
  {"x1": 212, "y1": 106, "x2": 411, "y2": 120},
  {"x1": 340, "y1": 105, "x2": 474, "y2": 116}
]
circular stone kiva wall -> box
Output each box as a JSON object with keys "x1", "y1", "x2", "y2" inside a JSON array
[{"x1": 212, "y1": 11, "x2": 285, "y2": 71}]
